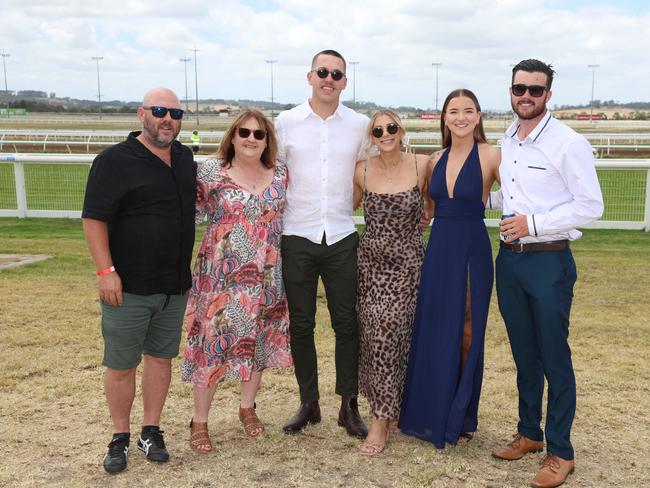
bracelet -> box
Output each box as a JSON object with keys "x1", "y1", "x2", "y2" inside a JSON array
[{"x1": 97, "y1": 266, "x2": 115, "y2": 276}]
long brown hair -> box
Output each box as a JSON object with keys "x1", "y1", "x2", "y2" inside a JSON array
[
  {"x1": 440, "y1": 89, "x2": 487, "y2": 149},
  {"x1": 218, "y1": 108, "x2": 278, "y2": 168}
]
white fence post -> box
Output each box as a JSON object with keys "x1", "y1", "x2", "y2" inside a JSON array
[
  {"x1": 645, "y1": 169, "x2": 650, "y2": 232},
  {"x1": 14, "y1": 161, "x2": 27, "y2": 218}
]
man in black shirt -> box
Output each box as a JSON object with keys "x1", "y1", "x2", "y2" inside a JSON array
[{"x1": 82, "y1": 87, "x2": 196, "y2": 474}]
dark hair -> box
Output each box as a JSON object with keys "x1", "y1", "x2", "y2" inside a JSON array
[
  {"x1": 218, "y1": 108, "x2": 277, "y2": 169},
  {"x1": 511, "y1": 59, "x2": 556, "y2": 90},
  {"x1": 311, "y1": 49, "x2": 346, "y2": 73},
  {"x1": 440, "y1": 89, "x2": 487, "y2": 148}
]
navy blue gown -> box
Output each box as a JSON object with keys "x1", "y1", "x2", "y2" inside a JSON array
[{"x1": 399, "y1": 142, "x2": 493, "y2": 448}]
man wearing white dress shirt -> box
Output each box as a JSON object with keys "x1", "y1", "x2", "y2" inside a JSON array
[
  {"x1": 275, "y1": 49, "x2": 369, "y2": 438},
  {"x1": 491, "y1": 59, "x2": 604, "y2": 488}
]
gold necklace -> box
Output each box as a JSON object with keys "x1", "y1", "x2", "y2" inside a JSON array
[{"x1": 378, "y1": 153, "x2": 403, "y2": 182}]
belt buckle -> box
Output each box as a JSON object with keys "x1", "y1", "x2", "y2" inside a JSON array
[{"x1": 513, "y1": 241, "x2": 525, "y2": 253}]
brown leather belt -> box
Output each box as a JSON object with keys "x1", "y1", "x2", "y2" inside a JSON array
[{"x1": 500, "y1": 240, "x2": 569, "y2": 253}]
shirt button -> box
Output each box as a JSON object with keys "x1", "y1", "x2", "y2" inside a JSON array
[
  {"x1": 514, "y1": 160, "x2": 517, "y2": 164},
  {"x1": 510, "y1": 196, "x2": 513, "y2": 199},
  {"x1": 511, "y1": 178, "x2": 515, "y2": 182},
  {"x1": 519, "y1": 143, "x2": 522, "y2": 146}
]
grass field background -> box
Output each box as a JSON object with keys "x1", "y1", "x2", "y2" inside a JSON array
[
  {"x1": 1, "y1": 219, "x2": 648, "y2": 487},
  {"x1": 0, "y1": 163, "x2": 647, "y2": 223}
]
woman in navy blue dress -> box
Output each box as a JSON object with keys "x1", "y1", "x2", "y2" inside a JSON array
[{"x1": 399, "y1": 89, "x2": 500, "y2": 447}]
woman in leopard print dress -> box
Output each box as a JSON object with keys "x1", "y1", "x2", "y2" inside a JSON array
[{"x1": 352, "y1": 110, "x2": 428, "y2": 455}]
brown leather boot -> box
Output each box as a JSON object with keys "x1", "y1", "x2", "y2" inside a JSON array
[
  {"x1": 337, "y1": 395, "x2": 368, "y2": 439},
  {"x1": 492, "y1": 432, "x2": 544, "y2": 460},
  {"x1": 531, "y1": 454, "x2": 575, "y2": 488},
  {"x1": 282, "y1": 401, "x2": 321, "y2": 434}
]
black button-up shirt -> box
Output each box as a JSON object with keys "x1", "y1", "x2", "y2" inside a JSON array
[{"x1": 82, "y1": 131, "x2": 197, "y2": 295}]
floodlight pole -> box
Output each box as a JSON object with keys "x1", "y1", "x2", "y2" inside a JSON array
[
  {"x1": 190, "y1": 47, "x2": 200, "y2": 125},
  {"x1": 432, "y1": 62, "x2": 442, "y2": 112},
  {"x1": 180, "y1": 57, "x2": 191, "y2": 112},
  {"x1": 1, "y1": 50, "x2": 9, "y2": 117},
  {"x1": 588, "y1": 64, "x2": 600, "y2": 124},
  {"x1": 266, "y1": 59, "x2": 277, "y2": 119},
  {"x1": 91, "y1": 56, "x2": 104, "y2": 120},
  {"x1": 349, "y1": 61, "x2": 359, "y2": 106}
]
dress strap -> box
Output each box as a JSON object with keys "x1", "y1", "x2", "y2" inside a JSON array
[{"x1": 363, "y1": 160, "x2": 368, "y2": 190}]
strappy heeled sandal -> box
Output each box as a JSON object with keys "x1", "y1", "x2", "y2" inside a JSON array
[
  {"x1": 359, "y1": 420, "x2": 389, "y2": 456},
  {"x1": 189, "y1": 419, "x2": 212, "y2": 453},
  {"x1": 239, "y1": 404, "x2": 264, "y2": 437}
]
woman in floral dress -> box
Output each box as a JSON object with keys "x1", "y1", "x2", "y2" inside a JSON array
[{"x1": 181, "y1": 109, "x2": 292, "y2": 452}]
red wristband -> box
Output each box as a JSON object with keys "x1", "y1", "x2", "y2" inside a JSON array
[{"x1": 97, "y1": 266, "x2": 115, "y2": 276}]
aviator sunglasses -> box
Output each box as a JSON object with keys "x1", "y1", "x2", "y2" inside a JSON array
[
  {"x1": 312, "y1": 67, "x2": 346, "y2": 81},
  {"x1": 237, "y1": 127, "x2": 267, "y2": 140},
  {"x1": 142, "y1": 105, "x2": 184, "y2": 120},
  {"x1": 372, "y1": 123, "x2": 400, "y2": 138},
  {"x1": 511, "y1": 84, "x2": 548, "y2": 98}
]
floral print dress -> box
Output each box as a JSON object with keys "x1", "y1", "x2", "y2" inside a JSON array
[{"x1": 181, "y1": 159, "x2": 292, "y2": 388}]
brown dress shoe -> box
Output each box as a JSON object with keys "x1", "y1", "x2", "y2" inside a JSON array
[
  {"x1": 492, "y1": 432, "x2": 544, "y2": 460},
  {"x1": 338, "y1": 395, "x2": 368, "y2": 439},
  {"x1": 530, "y1": 454, "x2": 575, "y2": 488},
  {"x1": 282, "y1": 401, "x2": 321, "y2": 434}
]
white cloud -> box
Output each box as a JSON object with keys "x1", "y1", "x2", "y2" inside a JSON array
[{"x1": 0, "y1": 0, "x2": 648, "y2": 109}]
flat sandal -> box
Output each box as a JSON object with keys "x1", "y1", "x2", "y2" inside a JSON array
[
  {"x1": 239, "y1": 405, "x2": 264, "y2": 437},
  {"x1": 189, "y1": 419, "x2": 212, "y2": 453}
]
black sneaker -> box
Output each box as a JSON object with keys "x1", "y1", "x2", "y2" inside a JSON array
[
  {"x1": 103, "y1": 433, "x2": 129, "y2": 474},
  {"x1": 137, "y1": 426, "x2": 169, "y2": 462}
]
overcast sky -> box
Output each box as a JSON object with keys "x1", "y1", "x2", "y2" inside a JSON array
[{"x1": 1, "y1": 0, "x2": 648, "y2": 111}]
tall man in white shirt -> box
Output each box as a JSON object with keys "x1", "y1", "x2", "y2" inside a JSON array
[
  {"x1": 491, "y1": 59, "x2": 603, "y2": 488},
  {"x1": 275, "y1": 49, "x2": 369, "y2": 438}
]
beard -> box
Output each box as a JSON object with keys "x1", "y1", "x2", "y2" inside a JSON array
[
  {"x1": 142, "y1": 115, "x2": 180, "y2": 148},
  {"x1": 511, "y1": 98, "x2": 547, "y2": 120}
]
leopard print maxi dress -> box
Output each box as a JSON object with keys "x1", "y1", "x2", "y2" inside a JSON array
[{"x1": 357, "y1": 162, "x2": 425, "y2": 420}]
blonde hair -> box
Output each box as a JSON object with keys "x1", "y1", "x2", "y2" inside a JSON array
[{"x1": 363, "y1": 109, "x2": 410, "y2": 158}]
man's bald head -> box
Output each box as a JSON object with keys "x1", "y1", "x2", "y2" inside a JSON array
[
  {"x1": 137, "y1": 87, "x2": 183, "y2": 149},
  {"x1": 142, "y1": 87, "x2": 181, "y2": 109}
]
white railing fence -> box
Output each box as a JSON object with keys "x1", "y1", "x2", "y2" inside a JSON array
[{"x1": 1, "y1": 154, "x2": 649, "y2": 231}]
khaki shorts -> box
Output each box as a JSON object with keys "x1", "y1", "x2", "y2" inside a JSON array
[{"x1": 101, "y1": 292, "x2": 189, "y2": 370}]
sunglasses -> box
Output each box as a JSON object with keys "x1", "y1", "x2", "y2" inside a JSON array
[
  {"x1": 312, "y1": 67, "x2": 346, "y2": 81},
  {"x1": 142, "y1": 105, "x2": 184, "y2": 120},
  {"x1": 511, "y1": 84, "x2": 547, "y2": 98},
  {"x1": 237, "y1": 127, "x2": 267, "y2": 140},
  {"x1": 372, "y1": 123, "x2": 400, "y2": 138}
]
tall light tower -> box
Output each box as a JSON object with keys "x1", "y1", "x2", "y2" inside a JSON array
[
  {"x1": 91, "y1": 56, "x2": 104, "y2": 120},
  {"x1": 588, "y1": 64, "x2": 600, "y2": 124},
  {"x1": 349, "y1": 61, "x2": 359, "y2": 106},
  {"x1": 1, "y1": 50, "x2": 9, "y2": 117},
  {"x1": 432, "y1": 62, "x2": 442, "y2": 112},
  {"x1": 190, "y1": 46, "x2": 200, "y2": 125},
  {"x1": 266, "y1": 59, "x2": 277, "y2": 119},
  {"x1": 180, "y1": 57, "x2": 191, "y2": 112}
]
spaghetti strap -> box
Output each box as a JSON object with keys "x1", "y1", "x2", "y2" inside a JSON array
[
  {"x1": 414, "y1": 153, "x2": 418, "y2": 177},
  {"x1": 363, "y1": 160, "x2": 368, "y2": 190}
]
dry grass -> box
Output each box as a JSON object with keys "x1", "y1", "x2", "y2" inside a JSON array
[{"x1": 0, "y1": 220, "x2": 649, "y2": 487}]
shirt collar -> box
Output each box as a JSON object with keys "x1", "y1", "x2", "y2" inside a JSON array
[
  {"x1": 300, "y1": 99, "x2": 345, "y2": 120},
  {"x1": 505, "y1": 110, "x2": 553, "y2": 143}
]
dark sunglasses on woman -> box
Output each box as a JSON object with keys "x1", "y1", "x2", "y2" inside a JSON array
[
  {"x1": 511, "y1": 84, "x2": 547, "y2": 98},
  {"x1": 237, "y1": 127, "x2": 267, "y2": 140},
  {"x1": 142, "y1": 105, "x2": 184, "y2": 120},
  {"x1": 372, "y1": 123, "x2": 400, "y2": 138},
  {"x1": 312, "y1": 67, "x2": 346, "y2": 81}
]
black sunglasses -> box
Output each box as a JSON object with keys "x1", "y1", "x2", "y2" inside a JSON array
[
  {"x1": 312, "y1": 67, "x2": 346, "y2": 81},
  {"x1": 372, "y1": 123, "x2": 400, "y2": 138},
  {"x1": 142, "y1": 105, "x2": 184, "y2": 120},
  {"x1": 237, "y1": 127, "x2": 266, "y2": 140},
  {"x1": 511, "y1": 84, "x2": 547, "y2": 98}
]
